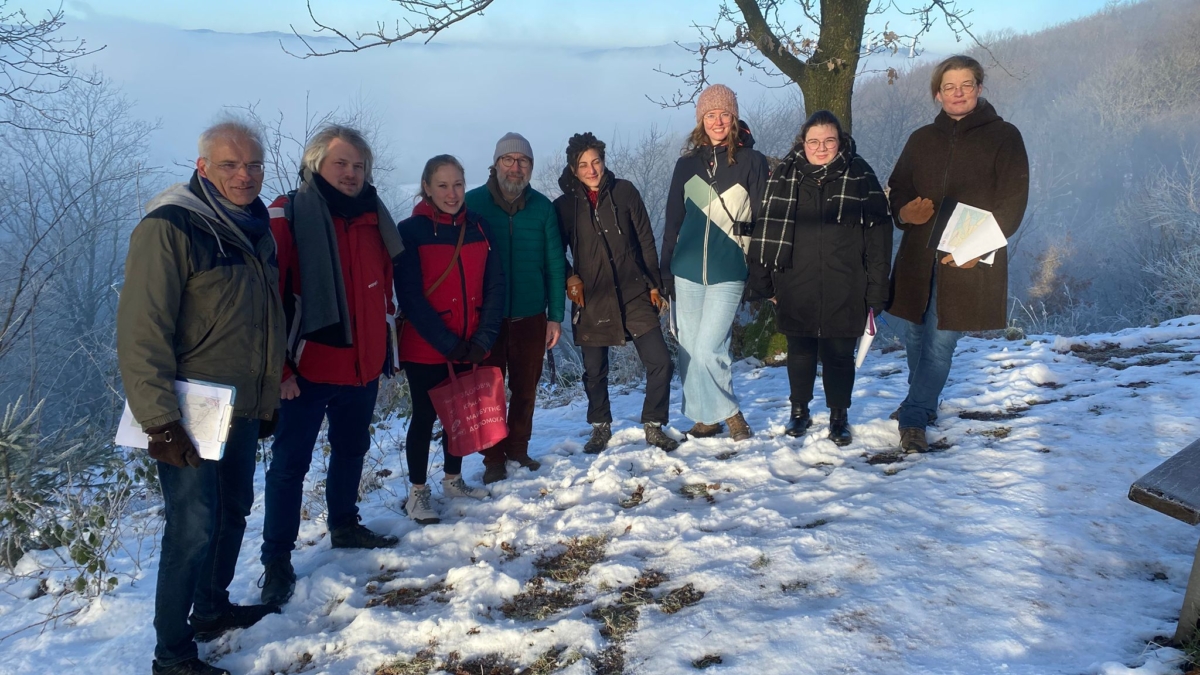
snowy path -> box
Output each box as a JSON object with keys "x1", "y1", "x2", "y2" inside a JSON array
[{"x1": 5, "y1": 318, "x2": 1200, "y2": 674}]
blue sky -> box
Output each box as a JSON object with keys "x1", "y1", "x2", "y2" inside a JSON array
[{"x1": 41, "y1": 0, "x2": 1118, "y2": 50}]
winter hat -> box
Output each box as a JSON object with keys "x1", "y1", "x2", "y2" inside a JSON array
[
  {"x1": 695, "y1": 84, "x2": 739, "y2": 124},
  {"x1": 493, "y1": 132, "x2": 534, "y2": 164}
]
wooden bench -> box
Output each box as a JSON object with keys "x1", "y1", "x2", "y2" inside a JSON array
[{"x1": 1129, "y1": 438, "x2": 1200, "y2": 645}]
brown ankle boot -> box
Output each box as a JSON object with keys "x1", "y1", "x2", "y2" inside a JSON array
[
  {"x1": 686, "y1": 421, "x2": 724, "y2": 438},
  {"x1": 726, "y1": 412, "x2": 753, "y2": 441}
]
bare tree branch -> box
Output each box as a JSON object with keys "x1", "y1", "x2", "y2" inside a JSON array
[{"x1": 283, "y1": 0, "x2": 493, "y2": 58}]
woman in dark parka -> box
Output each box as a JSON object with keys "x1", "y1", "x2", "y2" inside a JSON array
[
  {"x1": 554, "y1": 132, "x2": 678, "y2": 455},
  {"x1": 749, "y1": 110, "x2": 892, "y2": 446},
  {"x1": 887, "y1": 55, "x2": 1029, "y2": 453}
]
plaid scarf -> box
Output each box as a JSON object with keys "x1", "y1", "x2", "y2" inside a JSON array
[{"x1": 752, "y1": 136, "x2": 889, "y2": 271}]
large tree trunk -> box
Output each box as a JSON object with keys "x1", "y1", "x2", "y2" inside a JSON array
[{"x1": 735, "y1": 0, "x2": 870, "y2": 134}]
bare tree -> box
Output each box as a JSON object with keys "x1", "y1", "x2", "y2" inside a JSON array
[
  {"x1": 0, "y1": 0, "x2": 104, "y2": 131},
  {"x1": 653, "y1": 0, "x2": 991, "y2": 132},
  {"x1": 605, "y1": 125, "x2": 680, "y2": 244}
]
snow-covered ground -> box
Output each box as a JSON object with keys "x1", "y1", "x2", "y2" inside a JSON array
[{"x1": 5, "y1": 318, "x2": 1200, "y2": 674}]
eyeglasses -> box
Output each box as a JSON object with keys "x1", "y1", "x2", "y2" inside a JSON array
[
  {"x1": 703, "y1": 111, "x2": 733, "y2": 123},
  {"x1": 941, "y1": 81, "x2": 977, "y2": 95},
  {"x1": 209, "y1": 160, "x2": 265, "y2": 175},
  {"x1": 498, "y1": 155, "x2": 532, "y2": 169},
  {"x1": 804, "y1": 139, "x2": 839, "y2": 151}
]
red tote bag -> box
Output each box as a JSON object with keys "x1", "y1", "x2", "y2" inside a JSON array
[{"x1": 429, "y1": 364, "x2": 509, "y2": 457}]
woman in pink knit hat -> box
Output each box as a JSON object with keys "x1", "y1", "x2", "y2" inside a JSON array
[{"x1": 660, "y1": 83, "x2": 768, "y2": 442}]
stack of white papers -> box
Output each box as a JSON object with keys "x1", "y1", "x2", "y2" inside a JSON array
[
  {"x1": 855, "y1": 309, "x2": 877, "y2": 370},
  {"x1": 937, "y1": 203, "x2": 1007, "y2": 266},
  {"x1": 115, "y1": 380, "x2": 237, "y2": 461}
]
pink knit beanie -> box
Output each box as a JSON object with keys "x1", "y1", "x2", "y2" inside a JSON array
[{"x1": 695, "y1": 84, "x2": 739, "y2": 124}]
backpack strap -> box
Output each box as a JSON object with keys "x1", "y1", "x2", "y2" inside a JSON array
[{"x1": 426, "y1": 218, "x2": 467, "y2": 297}]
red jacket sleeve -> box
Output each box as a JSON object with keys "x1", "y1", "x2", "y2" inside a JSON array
[{"x1": 268, "y1": 195, "x2": 299, "y2": 382}]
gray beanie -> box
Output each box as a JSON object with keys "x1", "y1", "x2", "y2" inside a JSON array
[{"x1": 493, "y1": 132, "x2": 533, "y2": 164}]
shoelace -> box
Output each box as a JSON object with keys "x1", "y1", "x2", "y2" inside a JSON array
[{"x1": 416, "y1": 489, "x2": 433, "y2": 510}]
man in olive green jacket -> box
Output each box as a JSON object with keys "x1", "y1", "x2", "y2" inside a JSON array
[
  {"x1": 465, "y1": 132, "x2": 566, "y2": 484},
  {"x1": 118, "y1": 120, "x2": 285, "y2": 675}
]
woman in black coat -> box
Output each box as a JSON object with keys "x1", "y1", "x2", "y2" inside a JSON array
[
  {"x1": 554, "y1": 132, "x2": 677, "y2": 455},
  {"x1": 749, "y1": 110, "x2": 893, "y2": 445}
]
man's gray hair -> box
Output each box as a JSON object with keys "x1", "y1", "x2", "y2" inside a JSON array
[
  {"x1": 197, "y1": 117, "x2": 266, "y2": 159},
  {"x1": 302, "y1": 125, "x2": 374, "y2": 183}
]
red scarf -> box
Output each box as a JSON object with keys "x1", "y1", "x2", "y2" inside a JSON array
[{"x1": 586, "y1": 189, "x2": 599, "y2": 209}]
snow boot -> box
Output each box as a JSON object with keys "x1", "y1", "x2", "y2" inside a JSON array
[
  {"x1": 828, "y1": 408, "x2": 852, "y2": 447},
  {"x1": 189, "y1": 603, "x2": 278, "y2": 642},
  {"x1": 442, "y1": 475, "x2": 488, "y2": 499},
  {"x1": 482, "y1": 463, "x2": 508, "y2": 484},
  {"x1": 890, "y1": 406, "x2": 937, "y2": 425},
  {"x1": 899, "y1": 427, "x2": 929, "y2": 454},
  {"x1": 644, "y1": 422, "x2": 680, "y2": 452},
  {"x1": 583, "y1": 422, "x2": 613, "y2": 455},
  {"x1": 510, "y1": 452, "x2": 541, "y2": 471},
  {"x1": 258, "y1": 557, "x2": 296, "y2": 608},
  {"x1": 784, "y1": 406, "x2": 813, "y2": 438},
  {"x1": 152, "y1": 658, "x2": 231, "y2": 675},
  {"x1": 685, "y1": 421, "x2": 724, "y2": 438},
  {"x1": 330, "y1": 520, "x2": 399, "y2": 550},
  {"x1": 726, "y1": 412, "x2": 753, "y2": 442},
  {"x1": 404, "y1": 484, "x2": 439, "y2": 525}
]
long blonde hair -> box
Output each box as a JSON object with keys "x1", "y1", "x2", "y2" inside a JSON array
[{"x1": 684, "y1": 119, "x2": 739, "y2": 164}]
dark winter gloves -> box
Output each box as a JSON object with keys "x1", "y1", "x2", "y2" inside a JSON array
[
  {"x1": 898, "y1": 197, "x2": 934, "y2": 226},
  {"x1": 660, "y1": 275, "x2": 675, "y2": 301},
  {"x1": 447, "y1": 340, "x2": 488, "y2": 364},
  {"x1": 566, "y1": 275, "x2": 585, "y2": 308},
  {"x1": 146, "y1": 420, "x2": 201, "y2": 468}
]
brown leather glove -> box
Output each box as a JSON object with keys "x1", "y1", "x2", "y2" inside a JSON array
[
  {"x1": 566, "y1": 275, "x2": 585, "y2": 308},
  {"x1": 941, "y1": 253, "x2": 980, "y2": 269},
  {"x1": 649, "y1": 289, "x2": 669, "y2": 314},
  {"x1": 898, "y1": 197, "x2": 935, "y2": 226},
  {"x1": 145, "y1": 420, "x2": 201, "y2": 468}
]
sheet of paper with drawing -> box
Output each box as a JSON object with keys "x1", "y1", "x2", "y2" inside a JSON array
[
  {"x1": 936, "y1": 202, "x2": 1007, "y2": 266},
  {"x1": 114, "y1": 380, "x2": 237, "y2": 461}
]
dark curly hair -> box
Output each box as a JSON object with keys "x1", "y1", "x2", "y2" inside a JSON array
[{"x1": 565, "y1": 132, "x2": 606, "y2": 170}]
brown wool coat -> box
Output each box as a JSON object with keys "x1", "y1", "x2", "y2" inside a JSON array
[{"x1": 886, "y1": 99, "x2": 1029, "y2": 332}]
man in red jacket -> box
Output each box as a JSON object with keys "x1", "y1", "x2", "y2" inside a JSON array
[{"x1": 258, "y1": 125, "x2": 406, "y2": 608}]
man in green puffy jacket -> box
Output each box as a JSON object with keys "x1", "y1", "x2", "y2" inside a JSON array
[
  {"x1": 117, "y1": 119, "x2": 285, "y2": 675},
  {"x1": 465, "y1": 132, "x2": 566, "y2": 484}
]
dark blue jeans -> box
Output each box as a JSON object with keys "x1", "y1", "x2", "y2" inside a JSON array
[
  {"x1": 154, "y1": 416, "x2": 259, "y2": 667},
  {"x1": 898, "y1": 270, "x2": 963, "y2": 429},
  {"x1": 260, "y1": 376, "x2": 379, "y2": 563}
]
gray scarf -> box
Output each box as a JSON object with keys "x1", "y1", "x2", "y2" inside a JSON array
[{"x1": 290, "y1": 168, "x2": 404, "y2": 347}]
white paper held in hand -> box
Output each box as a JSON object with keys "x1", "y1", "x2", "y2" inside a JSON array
[
  {"x1": 855, "y1": 309, "x2": 877, "y2": 370},
  {"x1": 115, "y1": 380, "x2": 237, "y2": 461},
  {"x1": 937, "y1": 202, "x2": 1007, "y2": 267}
]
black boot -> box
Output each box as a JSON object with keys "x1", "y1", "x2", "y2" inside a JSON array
[
  {"x1": 828, "y1": 408, "x2": 852, "y2": 446},
  {"x1": 189, "y1": 603, "x2": 279, "y2": 642},
  {"x1": 644, "y1": 423, "x2": 680, "y2": 452},
  {"x1": 784, "y1": 406, "x2": 812, "y2": 438},
  {"x1": 152, "y1": 658, "x2": 231, "y2": 675},
  {"x1": 259, "y1": 557, "x2": 296, "y2": 608},
  {"x1": 330, "y1": 521, "x2": 400, "y2": 550},
  {"x1": 583, "y1": 422, "x2": 613, "y2": 454}
]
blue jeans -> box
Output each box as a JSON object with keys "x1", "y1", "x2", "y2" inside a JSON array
[
  {"x1": 675, "y1": 277, "x2": 743, "y2": 424},
  {"x1": 154, "y1": 416, "x2": 260, "y2": 667},
  {"x1": 261, "y1": 376, "x2": 379, "y2": 563},
  {"x1": 898, "y1": 272, "x2": 962, "y2": 429}
]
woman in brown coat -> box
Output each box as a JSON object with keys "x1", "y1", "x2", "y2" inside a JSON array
[{"x1": 887, "y1": 54, "x2": 1030, "y2": 453}]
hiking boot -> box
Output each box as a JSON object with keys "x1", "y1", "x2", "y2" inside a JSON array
[
  {"x1": 404, "y1": 484, "x2": 439, "y2": 525},
  {"x1": 482, "y1": 463, "x2": 508, "y2": 484},
  {"x1": 258, "y1": 557, "x2": 296, "y2": 607},
  {"x1": 828, "y1": 408, "x2": 852, "y2": 447},
  {"x1": 189, "y1": 604, "x2": 278, "y2": 642},
  {"x1": 899, "y1": 427, "x2": 929, "y2": 454},
  {"x1": 685, "y1": 421, "x2": 724, "y2": 438},
  {"x1": 152, "y1": 658, "x2": 231, "y2": 675},
  {"x1": 583, "y1": 422, "x2": 613, "y2": 455},
  {"x1": 509, "y1": 452, "x2": 541, "y2": 471},
  {"x1": 330, "y1": 521, "x2": 399, "y2": 550},
  {"x1": 644, "y1": 423, "x2": 680, "y2": 452},
  {"x1": 784, "y1": 406, "x2": 813, "y2": 438},
  {"x1": 726, "y1": 412, "x2": 753, "y2": 442},
  {"x1": 442, "y1": 475, "x2": 488, "y2": 499}
]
